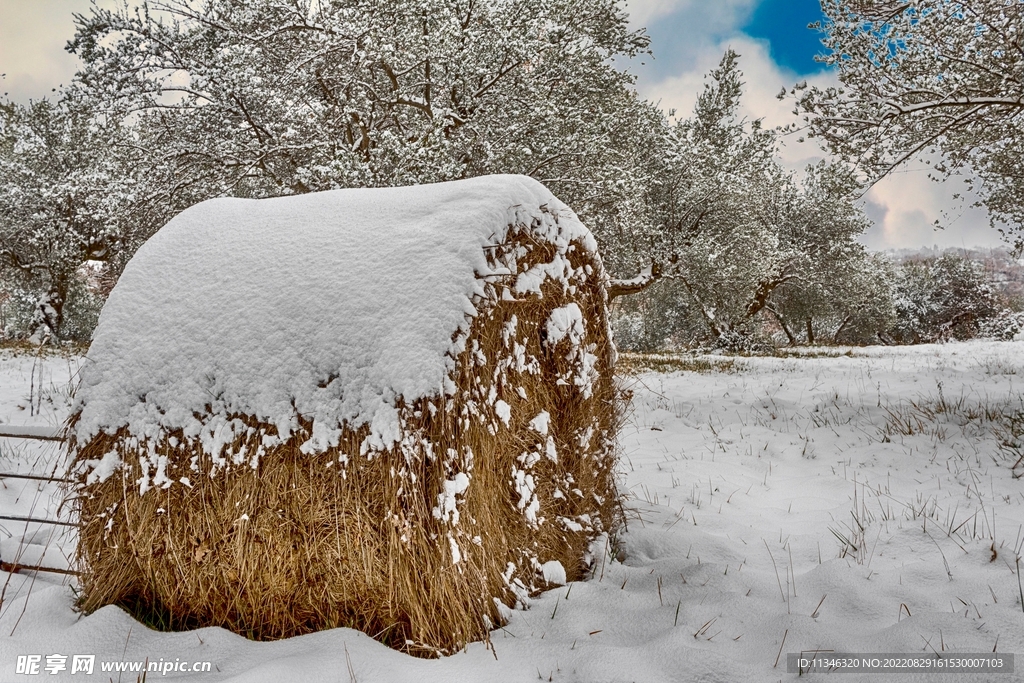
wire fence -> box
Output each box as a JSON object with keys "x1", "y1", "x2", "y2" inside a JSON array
[{"x1": 0, "y1": 430, "x2": 78, "y2": 576}]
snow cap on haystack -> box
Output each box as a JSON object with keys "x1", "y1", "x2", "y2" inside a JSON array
[
  {"x1": 69, "y1": 174, "x2": 620, "y2": 655},
  {"x1": 74, "y1": 174, "x2": 597, "y2": 463}
]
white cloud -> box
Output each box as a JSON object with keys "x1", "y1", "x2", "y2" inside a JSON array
[
  {"x1": 619, "y1": 0, "x2": 685, "y2": 26},
  {"x1": 638, "y1": 36, "x2": 830, "y2": 169},
  {"x1": 862, "y1": 172, "x2": 1003, "y2": 250},
  {"x1": 0, "y1": 0, "x2": 136, "y2": 103},
  {"x1": 0, "y1": 0, "x2": 84, "y2": 102},
  {"x1": 621, "y1": 0, "x2": 757, "y2": 31},
  {"x1": 621, "y1": 0, "x2": 760, "y2": 88}
]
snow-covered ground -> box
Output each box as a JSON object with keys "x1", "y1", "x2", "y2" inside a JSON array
[{"x1": 0, "y1": 342, "x2": 1022, "y2": 682}]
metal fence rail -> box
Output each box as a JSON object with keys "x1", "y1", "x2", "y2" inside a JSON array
[
  {"x1": 0, "y1": 425, "x2": 63, "y2": 441},
  {"x1": 0, "y1": 560, "x2": 79, "y2": 577},
  {"x1": 0, "y1": 472, "x2": 71, "y2": 484},
  {"x1": 0, "y1": 514, "x2": 77, "y2": 528}
]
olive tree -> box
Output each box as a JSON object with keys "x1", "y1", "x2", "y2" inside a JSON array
[{"x1": 788, "y1": 0, "x2": 1024, "y2": 242}]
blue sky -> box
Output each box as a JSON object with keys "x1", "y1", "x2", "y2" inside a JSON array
[
  {"x1": 639, "y1": 0, "x2": 827, "y2": 81},
  {"x1": 742, "y1": 0, "x2": 827, "y2": 75}
]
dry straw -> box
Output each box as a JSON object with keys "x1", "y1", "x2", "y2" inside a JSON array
[{"x1": 68, "y1": 219, "x2": 621, "y2": 655}]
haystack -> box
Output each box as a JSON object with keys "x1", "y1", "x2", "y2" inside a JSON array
[{"x1": 67, "y1": 174, "x2": 619, "y2": 654}]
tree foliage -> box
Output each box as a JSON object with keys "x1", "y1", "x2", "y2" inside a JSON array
[
  {"x1": 69, "y1": 0, "x2": 661, "y2": 266},
  {"x1": 889, "y1": 252, "x2": 997, "y2": 342},
  {"x1": 790, "y1": 0, "x2": 1024, "y2": 240},
  {"x1": 6, "y1": 2, "x2": 1010, "y2": 350},
  {"x1": 0, "y1": 97, "x2": 147, "y2": 341},
  {"x1": 617, "y1": 52, "x2": 877, "y2": 349}
]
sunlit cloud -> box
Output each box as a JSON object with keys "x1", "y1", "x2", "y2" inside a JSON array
[{"x1": 862, "y1": 170, "x2": 1002, "y2": 251}]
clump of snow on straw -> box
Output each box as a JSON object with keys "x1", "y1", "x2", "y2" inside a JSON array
[
  {"x1": 545, "y1": 304, "x2": 585, "y2": 345},
  {"x1": 540, "y1": 560, "x2": 567, "y2": 586},
  {"x1": 494, "y1": 400, "x2": 512, "y2": 427},
  {"x1": 432, "y1": 473, "x2": 471, "y2": 525},
  {"x1": 528, "y1": 411, "x2": 550, "y2": 435}
]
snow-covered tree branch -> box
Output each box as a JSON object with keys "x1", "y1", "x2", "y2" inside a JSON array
[
  {"x1": 67, "y1": 0, "x2": 662, "y2": 268},
  {"x1": 788, "y1": 0, "x2": 1024, "y2": 242}
]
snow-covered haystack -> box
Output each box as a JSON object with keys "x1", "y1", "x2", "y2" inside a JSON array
[{"x1": 67, "y1": 175, "x2": 619, "y2": 654}]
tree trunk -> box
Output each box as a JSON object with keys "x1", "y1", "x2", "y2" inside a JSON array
[
  {"x1": 767, "y1": 306, "x2": 797, "y2": 346},
  {"x1": 805, "y1": 318, "x2": 815, "y2": 345},
  {"x1": 833, "y1": 314, "x2": 853, "y2": 344},
  {"x1": 28, "y1": 281, "x2": 66, "y2": 345},
  {"x1": 678, "y1": 276, "x2": 724, "y2": 338},
  {"x1": 744, "y1": 266, "x2": 798, "y2": 320}
]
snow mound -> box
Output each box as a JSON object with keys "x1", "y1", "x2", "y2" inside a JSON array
[{"x1": 71, "y1": 175, "x2": 597, "y2": 461}]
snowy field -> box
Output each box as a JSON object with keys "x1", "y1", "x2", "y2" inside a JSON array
[{"x1": 0, "y1": 342, "x2": 1023, "y2": 682}]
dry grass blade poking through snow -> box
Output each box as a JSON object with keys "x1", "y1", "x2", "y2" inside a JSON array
[{"x1": 65, "y1": 176, "x2": 621, "y2": 655}]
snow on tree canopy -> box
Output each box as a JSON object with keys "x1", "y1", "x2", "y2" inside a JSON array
[{"x1": 71, "y1": 174, "x2": 599, "y2": 469}]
